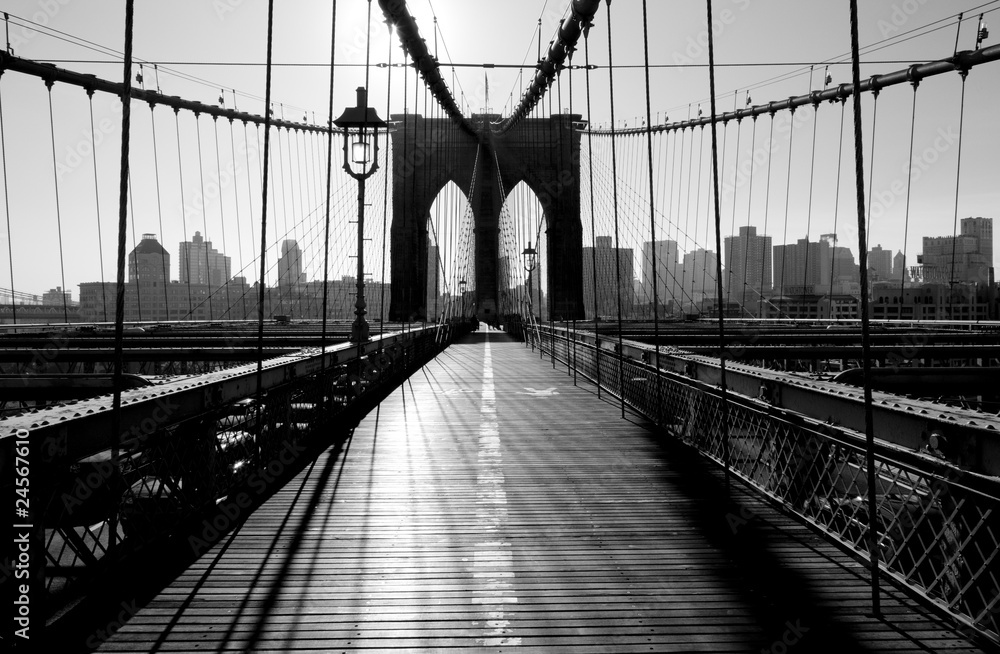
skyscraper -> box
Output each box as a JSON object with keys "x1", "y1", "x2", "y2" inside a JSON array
[
  {"x1": 919, "y1": 217, "x2": 994, "y2": 285},
  {"x1": 130, "y1": 233, "x2": 170, "y2": 284},
  {"x1": 277, "y1": 239, "x2": 307, "y2": 288},
  {"x1": 724, "y1": 226, "x2": 772, "y2": 314},
  {"x1": 868, "y1": 244, "x2": 893, "y2": 281},
  {"x1": 582, "y1": 236, "x2": 634, "y2": 319},
  {"x1": 178, "y1": 232, "x2": 230, "y2": 287},
  {"x1": 640, "y1": 239, "x2": 680, "y2": 308},
  {"x1": 892, "y1": 250, "x2": 909, "y2": 282},
  {"x1": 426, "y1": 244, "x2": 440, "y2": 318}
]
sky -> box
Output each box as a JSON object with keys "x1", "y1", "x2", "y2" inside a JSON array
[{"x1": 0, "y1": 0, "x2": 998, "y2": 298}]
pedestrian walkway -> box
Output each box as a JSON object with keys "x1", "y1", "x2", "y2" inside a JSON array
[{"x1": 98, "y1": 329, "x2": 986, "y2": 652}]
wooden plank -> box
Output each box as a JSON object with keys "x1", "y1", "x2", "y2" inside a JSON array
[{"x1": 96, "y1": 328, "x2": 990, "y2": 653}]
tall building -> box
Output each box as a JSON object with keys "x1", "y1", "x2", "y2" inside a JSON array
[
  {"x1": 681, "y1": 249, "x2": 718, "y2": 299},
  {"x1": 774, "y1": 235, "x2": 859, "y2": 296},
  {"x1": 724, "y1": 226, "x2": 772, "y2": 315},
  {"x1": 42, "y1": 287, "x2": 72, "y2": 306},
  {"x1": 582, "y1": 236, "x2": 634, "y2": 319},
  {"x1": 892, "y1": 250, "x2": 909, "y2": 283},
  {"x1": 919, "y1": 217, "x2": 994, "y2": 285},
  {"x1": 868, "y1": 244, "x2": 893, "y2": 281},
  {"x1": 129, "y1": 233, "x2": 170, "y2": 284},
  {"x1": 178, "y1": 232, "x2": 231, "y2": 288},
  {"x1": 426, "y1": 244, "x2": 440, "y2": 318},
  {"x1": 277, "y1": 239, "x2": 307, "y2": 288},
  {"x1": 773, "y1": 237, "x2": 824, "y2": 295},
  {"x1": 640, "y1": 239, "x2": 680, "y2": 308}
]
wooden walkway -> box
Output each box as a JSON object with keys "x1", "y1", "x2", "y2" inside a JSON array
[{"x1": 98, "y1": 329, "x2": 988, "y2": 653}]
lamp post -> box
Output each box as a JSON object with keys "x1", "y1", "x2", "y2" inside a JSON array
[
  {"x1": 522, "y1": 241, "x2": 538, "y2": 319},
  {"x1": 522, "y1": 241, "x2": 538, "y2": 344},
  {"x1": 334, "y1": 87, "x2": 387, "y2": 343},
  {"x1": 458, "y1": 279, "x2": 467, "y2": 319}
]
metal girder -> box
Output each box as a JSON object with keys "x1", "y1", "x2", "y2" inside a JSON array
[
  {"x1": 0, "y1": 327, "x2": 440, "y2": 461},
  {"x1": 561, "y1": 327, "x2": 1000, "y2": 475}
]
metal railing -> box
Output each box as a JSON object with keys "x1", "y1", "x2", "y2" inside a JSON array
[
  {"x1": 0, "y1": 324, "x2": 456, "y2": 625},
  {"x1": 529, "y1": 323, "x2": 1000, "y2": 645}
]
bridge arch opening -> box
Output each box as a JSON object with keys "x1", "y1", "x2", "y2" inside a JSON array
[{"x1": 426, "y1": 180, "x2": 473, "y2": 321}]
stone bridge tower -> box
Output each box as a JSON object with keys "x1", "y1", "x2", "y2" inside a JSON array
[{"x1": 388, "y1": 113, "x2": 585, "y2": 322}]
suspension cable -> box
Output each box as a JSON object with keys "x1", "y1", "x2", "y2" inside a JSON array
[
  {"x1": 741, "y1": 113, "x2": 758, "y2": 316},
  {"x1": 900, "y1": 78, "x2": 919, "y2": 306},
  {"x1": 706, "y1": 0, "x2": 731, "y2": 491},
  {"x1": 802, "y1": 94, "x2": 821, "y2": 298},
  {"x1": 848, "y1": 0, "x2": 881, "y2": 617},
  {"x1": 948, "y1": 70, "x2": 969, "y2": 317},
  {"x1": 174, "y1": 109, "x2": 194, "y2": 315},
  {"x1": 255, "y1": 0, "x2": 276, "y2": 417},
  {"x1": 320, "y1": 0, "x2": 337, "y2": 369},
  {"x1": 0, "y1": 71, "x2": 14, "y2": 327},
  {"x1": 45, "y1": 80, "x2": 69, "y2": 323},
  {"x1": 604, "y1": 2, "x2": 626, "y2": 419},
  {"x1": 828, "y1": 98, "x2": 847, "y2": 318},
  {"x1": 109, "y1": 0, "x2": 135, "y2": 553},
  {"x1": 195, "y1": 114, "x2": 215, "y2": 319},
  {"x1": 85, "y1": 90, "x2": 109, "y2": 321}
]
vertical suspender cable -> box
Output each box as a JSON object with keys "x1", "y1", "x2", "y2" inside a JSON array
[
  {"x1": 149, "y1": 105, "x2": 171, "y2": 320},
  {"x1": 319, "y1": 0, "x2": 338, "y2": 386},
  {"x1": 255, "y1": 0, "x2": 276, "y2": 418},
  {"x1": 777, "y1": 106, "x2": 796, "y2": 308},
  {"x1": 110, "y1": 0, "x2": 135, "y2": 553},
  {"x1": 725, "y1": 113, "x2": 743, "y2": 307},
  {"x1": 195, "y1": 115, "x2": 214, "y2": 319},
  {"x1": 706, "y1": 0, "x2": 731, "y2": 491},
  {"x1": 175, "y1": 109, "x2": 194, "y2": 316},
  {"x1": 848, "y1": 0, "x2": 881, "y2": 617},
  {"x1": 605, "y1": 1, "x2": 625, "y2": 419},
  {"x1": 228, "y1": 117, "x2": 249, "y2": 319},
  {"x1": 641, "y1": 0, "x2": 661, "y2": 420},
  {"x1": 584, "y1": 33, "x2": 600, "y2": 398},
  {"x1": 760, "y1": 114, "x2": 776, "y2": 318},
  {"x1": 380, "y1": 27, "x2": 392, "y2": 333},
  {"x1": 0, "y1": 72, "x2": 14, "y2": 328},
  {"x1": 45, "y1": 81, "x2": 69, "y2": 323},
  {"x1": 802, "y1": 97, "x2": 820, "y2": 302},
  {"x1": 828, "y1": 98, "x2": 847, "y2": 318},
  {"x1": 864, "y1": 90, "x2": 880, "y2": 240},
  {"x1": 900, "y1": 80, "x2": 919, "y2": 308},
  {"x1": 741, "y1": 114, "x2": 758, "y2": 316},
  {"x1": 948, "y1": 71, "x2": 968, "y2": 317},
  {"x1": 87, "y1": 90, "x2": 109, "y2": 321},
  {"x1": 213, "y1": 117, "x2": 233, "y2": 317}
]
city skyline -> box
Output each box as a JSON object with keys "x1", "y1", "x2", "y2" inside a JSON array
[{"x1": 0, "y1": 2, "x2": 997, "y2": 301}]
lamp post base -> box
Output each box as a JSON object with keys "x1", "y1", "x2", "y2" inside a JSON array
[{"x1": 350, "y1": 318, "x2": 370, "y2": 343}]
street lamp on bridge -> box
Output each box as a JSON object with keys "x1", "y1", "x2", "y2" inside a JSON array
[
  {"x1": 334, "y1": 87, "x2": 387, "y2": 343},
  {"x1": 522, "y1": 241, "x2": 538, "y2": 322},
  {"x1": 458, "y1": 279, "x2": 467, "y2": 318}
]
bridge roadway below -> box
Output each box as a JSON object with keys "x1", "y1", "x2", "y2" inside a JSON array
[{"x1": 97, "y1": 328, "x2": 986, "y2": 653}]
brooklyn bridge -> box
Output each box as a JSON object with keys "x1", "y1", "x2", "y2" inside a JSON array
[{"x1": 2, "y1": 0, "x2": 1000, "y2": 651}]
